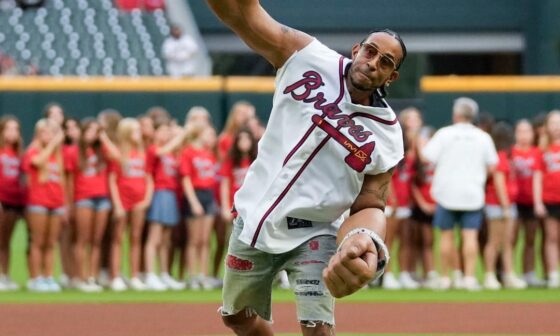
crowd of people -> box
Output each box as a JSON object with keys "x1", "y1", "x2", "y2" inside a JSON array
[
  {"x1": 378, "y1": 98, "x2": 560, "y2": 291},
  {"x1": 0, "y1": 101, "x2": 265, "y2": 292},
  {"x1": 0, "y1": 97, "x2": 558, "y2": 293}
]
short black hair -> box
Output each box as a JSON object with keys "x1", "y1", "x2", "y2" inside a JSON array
[{"x1": 361, "y1": 29, "x2": 407, "y2": 70}]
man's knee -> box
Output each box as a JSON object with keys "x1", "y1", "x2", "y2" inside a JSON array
[
  {"x1": 301, "y1": 320, "x2": 335, "y2": 336},
  {"x1": 222, "y1": 309, "x2": 259, "y2": 332}
]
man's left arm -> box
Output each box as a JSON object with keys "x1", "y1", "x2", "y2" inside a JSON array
[{"x1": 323, "y1": 169, "x2": 393, "y2": 298}]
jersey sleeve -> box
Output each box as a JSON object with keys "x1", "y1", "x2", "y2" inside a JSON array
[
  {"x1": 422, "y1": 130, "x2": 444, "y2": 164},
  {"x1": 534, "y1": 149, "x2": 545, "y2": 172},
  {"x1": 219, "y1": 158, "x2": 233, "y2": 178}
]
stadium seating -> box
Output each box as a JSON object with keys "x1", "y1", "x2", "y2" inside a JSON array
[{"x1": 0, "y1": 0, "x2": 170, "y2": 76}]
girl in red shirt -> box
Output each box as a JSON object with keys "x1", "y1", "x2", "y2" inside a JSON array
[
  {"x1": 60, "y1": 117, "x2": 81, "y2": 288},
  {"x1": 483, "y1": 122, "x2": 526, "y2": 289},
  {"x1": 534, "y1": 110, "x2": 560, "y2": 288},
  {"x1": 23, "y1": 118, "x2": 66, "y2": 292},
  {"x1": 180, "y1": 125, "x2": 218, "y2": 290},
  {"x1": 143, "y1": 121, "x2": 188, "y2": 291},
  {"x1": 411, "y1": 127, "x2": 439, "y2": 289},
  {"x1": 65, "y1": 119, "x2": 119, "y2": 292},
  {"x1": 108, "y1": 118, "x2": 154, "y2": 291},
  {"x1": 512, "y1": 119, "x2": 545, "y2": 287},
  {"x1": 0, "y1": 116, "x2": 25, "y2": 291}
]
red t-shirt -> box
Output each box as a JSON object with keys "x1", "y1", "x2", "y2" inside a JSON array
[
  {"x1": 416, "y1": 160, "x2": 436, "y2": 205},
  {"x1": 388, "y1": 154, "x2": 415, "y2": 207},
  {"x1": 146, "y1": 145, "x2": 180, "y2": 192},
  {"x1": 23, "y1": 147, "x2": 65, "y2": 208},
  {"x1": 109, "y1": 150, "x2": 147, "y2": 210},
  {"x1": 0, "y1": 147, "x2": 25, "y2": 206},
  {"x1": 218, "y1": 133, "x2": 234, "y2": 161},
  {"x1": 486, "y1": 150, "x2": 518, "y2": 205},
  {"x1": 535, "y1": 143, "x2": 560, "y2": 204},
  {"x1": 219, "y1": 157, "x2": 251, "y2": 208},
  {"x1": 511, "y1": 145, "x2": 541, "y2": 205},
  {"x1": 65, "y1": 145, "x2": 109, "y2": 201},
  {"x1": 180, "y1": 146, "x2": 217, "y2": 190}
]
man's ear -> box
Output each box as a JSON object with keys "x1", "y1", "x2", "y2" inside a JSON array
[
  {"x1": 351, "y1": 43, "x2": 361, "y2": 60},
  {"x1": 388, "y1": 70, "x2": 400, "y2": 84}
]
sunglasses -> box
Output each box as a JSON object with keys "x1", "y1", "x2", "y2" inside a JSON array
[{"x1": 359, "y1": 42, "x2": 397, "y2": 71}]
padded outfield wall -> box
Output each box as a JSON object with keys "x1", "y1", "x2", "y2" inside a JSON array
[{"x1": 1, "y1": 76, "x2": 560, "y2": 141}]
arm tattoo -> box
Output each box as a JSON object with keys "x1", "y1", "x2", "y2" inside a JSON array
[{"x1": 281, "y1": 25, "x2": 292, "y2": 34}]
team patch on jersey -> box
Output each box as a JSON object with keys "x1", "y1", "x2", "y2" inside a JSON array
[{"x1": 287, "y1": 217, "x2": 313, "y2": 229}]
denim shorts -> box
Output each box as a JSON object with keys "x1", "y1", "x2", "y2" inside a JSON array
[
  {"x1": 147, "y1": 190, "x2": 180, "y2": 226},
  {"x1": 220, "y1": 216, "x2": 336, "y2": 325},
  {"x1": 433, "y1": 205, "x2": 482, "y2": 231},
  {"x1": 75, "y1": 197, "x2": 112, "y2": 212},
  {"x1": 26, "y1": 205, "x2": 65, "y2": 216},
  {"x1": 485, "y1": 204, "x2": 518, "y2": 220},
  {"x1": 184, "y1": 188, "x2": 217, "y2": 218}
]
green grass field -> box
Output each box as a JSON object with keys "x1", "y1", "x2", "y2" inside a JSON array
[{"x1": 1, "y1": 219, "x2": 556, "y2": 305}]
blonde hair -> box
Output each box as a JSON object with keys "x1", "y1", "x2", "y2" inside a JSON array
[
  {"x1": 185, "y1": 106, "x2": 211, "y2": 144},
  {"x1": 223, "y1": 101, "x2": 255, "y2": 135},
  {"x1": 116, "y1": 118, "x2": 143, "y2": 165},
  {"x1": 542, "y1": 110, "x2": 560, "y2": 149},
  {"x1": 0, "y1": 115, "x2": 23, "y2": 155},
  {"x1": 33, "y1": 118, "x2": 63, "y2": 183}
]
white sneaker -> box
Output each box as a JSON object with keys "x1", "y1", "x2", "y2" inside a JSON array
[
  {"x1": 423, "y1": 271, "x2": 441, "y2": 290},
  {"x1": 438, "y1": 276, "x2": 452, "y2": 290},
  {"x1": 547, "y1": 272, "x2": 560, "y2": 289},
  {"x1": 200, "y1": 276, "x2": 215, "y2": 291},
  {"x1": 59, "y1": 273, "x2": 70, "y2": 289},
  {"x1": 524, "y1": 272, "x2": 546, "y2": 288},
  {"x1": 86, "y1": 278, "x2": 103, "y2": 292},
  {"x1": 399, "y1": 272, "x2": 420, "y2": 290},
  {"x1": 382, "y1": 272, "x2": 402, "y2": 290},
  {"x1": 463, "y1": 276, "x2": 481, "y2": 291},
  {"x1": 503, "y1": 273, "x2": 527, "y2": 289},
  {"x1": 98, "y1": 269, "x2": 111, "y2": 288},
  {"x1": 27, "y1": 277, "x2": 50, "y2": 292},
  {"x1": 44, "y1": 277, "x2": 62, "y2": 292},
  {"x1": 484, "y1": 272, "x2": 502, "y2": 290},
  {"x1": 188, "y1": 276, "x2": 201, "y2": 291},
  {"x1": 129, "y1": 277, "x2": 147, "y2": 291},
  {"x1": 0, "y1": 274, "x2": 19, "y2": 291},
  {"x1": 277, "y1": 270, "x2": 290, "y2": 290},
  {"x1": 75, "y1": 279, "x2": 103, "y2": 293},
  {"x1": 145, "y1": 273, "x2": 168, "y2": 291},
  {"x1": 110, "y1": 277, "x2": 128, "y2": 291},
  {"x1": 451, "y1": 270, "x2": 464, "y2": 289},
  {"x1": 160, "y1": 273, "x2": 186, "y2": 290}
]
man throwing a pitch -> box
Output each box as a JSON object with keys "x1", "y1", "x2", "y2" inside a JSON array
[{"x1": 207, "y1": 1, "x2": 406, "y2": 335}]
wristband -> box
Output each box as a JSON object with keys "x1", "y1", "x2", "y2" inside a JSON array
[{"x1": 337, "y1": 227, "x2": 390, "y2": 281}]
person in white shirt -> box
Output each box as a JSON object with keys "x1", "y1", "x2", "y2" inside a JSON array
[
  {"x1": 207, "y1": 1, "x2": 406, "y2": 335},
  {"x1": 422, "y1": 97, "x2": 498, "y2": 291},
  {"x1": 161, "y1": 25, "x2": 198, "y2": 78}
]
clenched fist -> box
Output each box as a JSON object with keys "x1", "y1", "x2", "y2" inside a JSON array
[{"x1": 322, "y1": 233, "x2": 378, "y2": 298}]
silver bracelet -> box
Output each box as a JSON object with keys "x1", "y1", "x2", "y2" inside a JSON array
[{"x1": 337, "y1": 227, "x2": 390, "y2": 279}]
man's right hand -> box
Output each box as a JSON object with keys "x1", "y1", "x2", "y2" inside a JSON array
[{"x1": 322, "y1": 233, "x2": 378, "y2": 298}]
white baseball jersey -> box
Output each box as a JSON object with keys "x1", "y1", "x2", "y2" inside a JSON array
[{"x1": 234, "y1": 39, "x2": 404, "y2": 253}]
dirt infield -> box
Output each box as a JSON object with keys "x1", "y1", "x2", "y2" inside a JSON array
[{"x1": 1, "y1": 302, "x2": 559, "y2": 335}]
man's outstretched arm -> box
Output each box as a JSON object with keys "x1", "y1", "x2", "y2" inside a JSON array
[
  {"x1": 323, "y1": 169, "x2": 393, "y2": 298},
  {"x1": 206, "y1": 0, "x2": 313, "y2": 68}
]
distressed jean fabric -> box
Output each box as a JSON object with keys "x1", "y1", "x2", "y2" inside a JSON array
[{"x1": 220, "y1": 216, "x2": 336, "y2": 325}]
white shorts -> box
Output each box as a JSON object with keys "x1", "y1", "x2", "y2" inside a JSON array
[{"x1": 485, "y1": 204, "x2": 518, "y2": 220}]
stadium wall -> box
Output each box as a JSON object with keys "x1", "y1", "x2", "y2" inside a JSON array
[
  {"x1": 421, "y1": 76, "x2": 560, "y2": 127},
  {"x1": 2, "y1": 76, "x2": 560, "y2": 140}
]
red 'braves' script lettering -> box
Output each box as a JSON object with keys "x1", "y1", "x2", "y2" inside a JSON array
[
  {"x1": 226, "y1": 255, "x2": 254, "y2": 271},
  {"x1": 284, "y1": 71, "x2": 372, "y2": 142}
]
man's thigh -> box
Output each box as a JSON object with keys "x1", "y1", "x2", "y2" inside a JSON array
[
  {"x1": 285, "y1": 235, "x2": 337, "y2": 327},
  {"x1": 221, "y1": 217, "x2": 276, "y2": 322}
]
